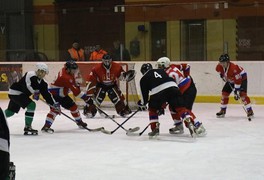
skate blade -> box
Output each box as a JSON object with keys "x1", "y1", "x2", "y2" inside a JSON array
[
  {"x1": 169, "y1": 130, "x2": 184, "y2": 135},
  {"x1": 24, "y1": 132, "x2": 38, "y2": 136}
]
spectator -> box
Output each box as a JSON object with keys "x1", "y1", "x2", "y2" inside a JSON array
[
  {"x1": 111, "y1": 40, "x2": 131, "y2": 61},
  {"x1": 89, "y1": 45, "x2": 107, "y2": 61},
  {"x1": 67, "y1": 40, "x2": 85, "y2": 61}
]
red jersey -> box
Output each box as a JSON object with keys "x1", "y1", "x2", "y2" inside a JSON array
[
  {"x1": 86, "y1": 62, "x2": 124, "y2": 94},
  {"x1": 165, "y1": 64, "x2": 191, "y2": 94},
  {"x1": 87, "y1": 62, "x2": 124, "y2": 85},
  {"x1": 172, "y1": 63, "x2": 190, "y2": 77},
  {"x1": 215, "y1": 62, "x2": 247, "y2": 89},
  {"x1": 49, "y1": 67, "x2": 84, "y2": 98}
]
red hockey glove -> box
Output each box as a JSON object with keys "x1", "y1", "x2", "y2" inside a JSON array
[{"x1": 82, "y1": 94, "x2": 94, "y2": 105}]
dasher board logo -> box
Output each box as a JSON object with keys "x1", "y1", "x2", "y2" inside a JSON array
[{"x1": 0, "y1": 64, "x2": 22, "y2": 91}]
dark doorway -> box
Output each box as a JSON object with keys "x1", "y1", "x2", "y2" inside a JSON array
[
  {"x1": 151, "y1": 22, "x2": 166, "y2": 61},
  {"x1": 181, "y1": 20, "x2": 206, "y2": 61},
  {"x1": 56, "y1": 0, "x2": 125, "y2": 60}
]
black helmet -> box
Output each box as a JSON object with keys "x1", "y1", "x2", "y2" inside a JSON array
[
  {"x1": 65, "y1": 60, "x2": 78, "y2": 70},
  {"x1": 140, "y1": 63, "x2": 153, "y2": 75},
  {"x1": 219, "y1": 54, "x2": 230, "y2": 62},
  {"x1": 102, "y1": 54, "x2": 112, "y2": 69}
]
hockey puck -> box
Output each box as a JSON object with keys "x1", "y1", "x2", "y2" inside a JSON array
[{"x1": 248, "y1": 118, "x2": 251, "y2": 121}]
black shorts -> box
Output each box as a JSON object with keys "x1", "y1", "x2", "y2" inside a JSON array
[
  {"x1": 53, "y1": 95, "x2": 75, "y2": 109},
  {"x1": 7, "y1": 94, "x2": 32, "y2": 113},
  {"x1": 149, "y1": 87, "x2": 184, "y2": 110}
]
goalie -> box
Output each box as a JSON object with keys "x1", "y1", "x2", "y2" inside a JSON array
[{"x1": 83, "y1": 54, "x2": 135, "y2": 118}]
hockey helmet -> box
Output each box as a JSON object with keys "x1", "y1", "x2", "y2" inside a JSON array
[
  {"x1": 65, "y1": 60, "x2": 78, "y2": 70},
  {"x1": 219, "y1": 54, "x2": 230, "y2": 62},
  {"x1": 140, "y1": 63, "x2": 153, "y2": 75},
  {"x1": 36, "y1": 62, "x2": 49, "y2": 74},
  {"x1": 157, "y1": 57, "x2": 171, "y2": 69},
  {"x1": 102, "y1": 54, "x2": 112, "y2": 69}
]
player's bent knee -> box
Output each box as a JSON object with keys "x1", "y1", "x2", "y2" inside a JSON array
[{"x1": 27, "y1": 101, "x2": 36, "y2": 111}]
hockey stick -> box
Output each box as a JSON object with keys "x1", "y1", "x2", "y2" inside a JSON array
[
  {"x1": 59, "y1": 111, "x2": 104, "y2": 132},
  {"x1": 126, "y1": 124, "x2": 150, "y2": 136},
  {"x1": 40, "y1": 99, "x2": 104, "y2": 132},
  {"x1": 101, "y1": 109, "x2": 140, "y2": 135},
  {"x1": 227, "y1": 82, "x2": 252, "y2": 121},
  {"x1": 91, "y1": 98, "x2": 139, "y2": 133}
]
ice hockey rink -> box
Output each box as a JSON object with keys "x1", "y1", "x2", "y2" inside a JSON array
[{"x1": 1, "y1": 99, "x2": 264, "y2": 180}]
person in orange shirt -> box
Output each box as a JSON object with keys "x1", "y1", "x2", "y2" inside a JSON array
[
  {"x1": 89, "y1": 45, "x2": 107, "y2": 61},
  {"x1": 67, "y1": 40, "x2": 85, "y2": 61}
]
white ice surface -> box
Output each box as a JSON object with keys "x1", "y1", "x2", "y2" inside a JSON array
[{"x1": 1, "y1": 100, "x2": 264, "y2": 180}]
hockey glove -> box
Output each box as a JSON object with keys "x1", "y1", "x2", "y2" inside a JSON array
[
  {"x1": 137, "y1": 100, "x2": 147, "y2": 111},
  {"x1": 220, "y1": 74, "x2": 226, "y2": 82},
  {"x1": 52, "y1": 102, "x2": 61, "y2": 114},
  {"x1": 33, "y1": 90, "x2": 40, "y2": 100},
  {"x1": 124, "y1": 70, "x2": 136, "y2": 82},
  {"x1": 81, "y1": 94, "x2": 94, "y2": 105},
  {"x1": 158, "y1": 108, "x2": 165, "y2": 116},
  {"x1": 234, "y1": 89, "x2": 240, "y2": 101}
]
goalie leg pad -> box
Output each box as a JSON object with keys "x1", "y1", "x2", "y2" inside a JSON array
[
  {"x1": 83, "y1": 104, "x2": 97, "y2": 118},
  {"x1": 115, "y1": 101, "x2": 132, "y2": 117},
  {"x1": 108, "y1": 87, "x2": 125, "y2": 105},
  {"x1": 94, "y1": 87, "x2": 106, "y2": 104}
]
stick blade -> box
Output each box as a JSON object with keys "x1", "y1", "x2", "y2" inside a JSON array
[
  {"x1": 100, "y1": 128, "x2": 113, "y2": 135},
  {"x1": 126, "y1": 131, "x2": 141, "y2": 136}
]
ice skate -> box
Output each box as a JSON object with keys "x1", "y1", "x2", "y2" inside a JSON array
[
  {"x1": 148, "y1": 123, "x2": 160, "y2": 138},
  {"x1": 183, "y1": 117, "x2": 196, "y2": 137},
  {"x1": 119, "y1": 105, "x2": 132, "y2": 117},
  {"x1": 169, "y1": 122, "x2": 184, "y2": 134},
  {"x1": 41, "y1": 126, "x2": 54, "y2": 134},
  {"x1": 216, "y1": 109, "x2": 226, "y2": 118},
  {"x1": 194, "y1": 122, "x2": 207, "y2": 136},
  {"x1": 247, "y1": 109, "x2": 254, "y2": 118},
  {"x1": 76, "y1": 120, "x2": 87, "y2": 129},
  {"x1": 24, "y1": 126, "x2": 38, "y2": 135}
]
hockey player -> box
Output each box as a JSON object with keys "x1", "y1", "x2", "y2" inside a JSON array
[
  {"x1": 156, "y1": 57, "x2": 206, "y2": 136},
  {"x1": 138, "y1": 63, "x2": 200, "y2": 137},
  {"x1": 83, "y1": 54, "x2": 134, "y2": 118},
  {"x1": 215, "y1": 54, "x2": 254, "y2": 118},
  {"x1": 41, "y1": 60, "x2": 89, "y2": 133},
  {"x1": 0, "y1": 107, "x2": 10, "y2": 179},
  {"x1": 4, "y1": 63, "x2": 59, "y2": 135}
]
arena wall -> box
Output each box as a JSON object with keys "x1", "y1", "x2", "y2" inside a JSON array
[{"x1": 0, "y1": 61, "x2": 263, "y2": 104}]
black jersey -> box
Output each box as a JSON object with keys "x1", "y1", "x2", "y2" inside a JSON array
[
  {"x1": 8, "y1": 71, "x2": 55, "y2": 105},
  {"x1": 139, "y1": 68, "x2": 178, "y2": 104},
  {"x1": 0, "y1": 108, "x2": 9, "y2": 153}
]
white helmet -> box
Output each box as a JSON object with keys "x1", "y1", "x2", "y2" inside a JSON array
[
  {"x1": 157, "y1": 57, "x2": 171, "y2": 68},
  {"x1": 36, "y1": 62, "x2": 49, "y2": 74}
]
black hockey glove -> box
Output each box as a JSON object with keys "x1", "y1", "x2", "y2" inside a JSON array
[
  {"x1": 52, "y1": 102, "x2": 61, "y2": 114},
  {"x1": 137, "y1": 100, "x2": 147, "y2": 111},
  {"x1": 234, "y1": 89, "x2": 240, "y2": 101},
  {"x1": 220, "y1": 74, "x2": 226, "y2": 82},
  {"x1": 33, "y1": 90, "x2": 40, "y2": 100},
  {"x1": 158, "y1": 108, "x2": 165, "y2": 116}
]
